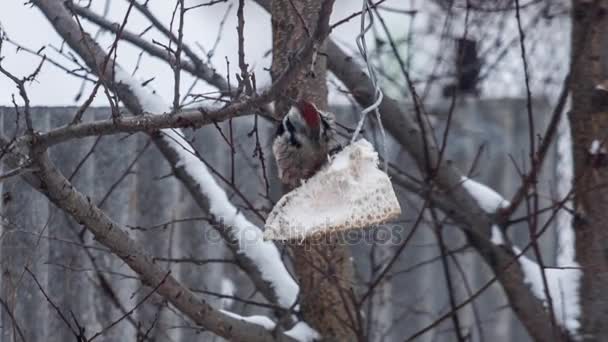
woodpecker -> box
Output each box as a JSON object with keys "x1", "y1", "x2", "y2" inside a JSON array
[{"x1": 272, "y1": 99, "x2": 338, "y2": 187}]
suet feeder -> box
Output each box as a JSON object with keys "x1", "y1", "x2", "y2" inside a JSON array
[{"x1": 264, "y1": 139, "x2": 401, "y2": 241}]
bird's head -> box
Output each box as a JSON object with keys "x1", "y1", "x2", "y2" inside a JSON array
[
  {"x1": 286, "y1": 99, "x2": 321, "y2": 136},
  {"x1": 276, "y1": 99, "x2": 322, "y2": 144},
  {"x1": 275, "y1": 99, "x2": 336, "y2": 153}
]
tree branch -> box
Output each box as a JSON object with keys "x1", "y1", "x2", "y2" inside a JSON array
[
  {"x1": 36, "y1": 99, "x2": 258, "y2": 147},
  {"x1": 323, "y1": 36, "x2": 562, "y2": 342},
  {"x1": 66, "y1": 1, "x2": 231, "y2": 94},
  {"x1": 2, "y1": 136, "x2": 295, "y2": 342},
  {"x1": 32, "y1": 0, "x2": 334, "y2": 332},
  {"x1": 261, "y1": 1, "x2": 567, "y2": 339}
]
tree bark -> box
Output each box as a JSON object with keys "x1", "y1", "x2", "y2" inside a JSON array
[
  {"x1": 571, "y1": 1, "x2": 608, "y2": 340},
  {"x1": 271, "y1": 0, "x2": 358, "y2": 340}
]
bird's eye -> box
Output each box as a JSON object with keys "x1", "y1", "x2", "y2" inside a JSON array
[
  {"x1": 283, "y1": 117, "x2": 301, "y2": 147},
  {"x1": 320, "y1": 116, "x2": 330, "y2": 131},
  {"x1": 276, "y1": 121, "x2": 285, "y2": 136}
]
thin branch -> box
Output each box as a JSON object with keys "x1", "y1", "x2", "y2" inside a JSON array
[
  {"x1": 68, "y1": 2, "x2": 231, "y2": 94},
  {"x1": 33, "y1": 0, "x2": 335, "y2": 327},
  {"x1": 171, "y1": 0, "x2": 185, "y2": 112},
  {"x1": 25, "y1": 267, "x2": 82, "y2": 340},
  {"x1": 0, "y1": 296, "x2": 27, "y2": 342},
  {"x1": 6, "y1": 137, "x2": 295, "y2": 342},
  {"x1": 36, "y1": 101, "x2": 257, "y2": 147},
  {"x1": 0, "y1": 58, "x2": 38, "y2": 134},
  {"x1": 88, "y1": 272, "x2": 171, "y2": 341},
  {"x1": 0, "y1": 164, "x2": 38, "y2": 182}
]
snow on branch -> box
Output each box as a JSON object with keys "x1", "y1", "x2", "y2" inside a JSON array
[
  {"x1": 219, "y1": 311, "x2": 320, "y2": 342},
  {"x1": 556, "y1": 115, "x2": 578, "y2": 268},
  {"x1": 588, "y1": 140, "x2": 606, "y2": 155},
  {"x1": 545, "y1": 115, "x2": 581, "y2": 336},
  {"x1": 487, "y1": 120, "x2": 582, "y2": 336},
  {"x1": 174, "y1": 136, "x2": 299, "y2": 308},
  {"x1": 284, "y1": 322, "x2": 321, "y2": 342},
  {"x1": 220, "y1": 277, "x2": 236, "y2": 309},
  {"x1": 492, "y1": 213, "x2": 581, "y2": 335},
  {"x1": 490, "y1": 225, "x2": 505, "y2": 245},
  {"x1": 114, "y1": 70, "x2": 299, "y2": 309},
  {"x1": 486, "y1": 120, "x2": 582, "y2": 336},
  {"x1": 460, "y1": 176, "x2": 510, "y2": 213},
  {"x1": 596, "y1": 79, "x2": 608, "y2": 92},
  {"x1": 220, "y1": 310, "x2": 277, "y2": 330},
  {"x1": 514, "y1": 247, "x2": 581, "y2": 336}
]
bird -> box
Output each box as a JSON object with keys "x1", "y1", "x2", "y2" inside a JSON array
[{"x1": 272, "y1": 99, "x2": 339, "y2": 188}]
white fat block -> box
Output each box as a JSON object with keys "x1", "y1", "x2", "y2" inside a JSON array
[{"x1": 264, "y1": 139, "x2": 402, "y2": 240}]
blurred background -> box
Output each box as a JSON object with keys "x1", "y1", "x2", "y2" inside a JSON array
[{"x1": 0, "y1": 1, "x2": 573, "y2": 341}]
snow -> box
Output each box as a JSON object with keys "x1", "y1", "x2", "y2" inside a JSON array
[
  {"x1": 220, "y1": 310, "x2": 276, "y2": 330},
  {"x1": 553, "y1": 115, "x2": 581, "y2": 336},
  {"x1": 284, "y1": 322, "x2": 320, "y2": 342},
  {"x1": 490, "y1": 225, "x2": 505, "y2": 245},
  {"x1": 114, "y1": 69, "x2": 299, "y2": 309},
  {"x1": 556, "y1": 116, "x2": 577, "y2": 267},
  {"x1": 589, "y1": 140, "x2": 600, "y2": 154},
  {"x1": 483, "y1": 115, "x2": 580, "y2": 337},
  {"x1": 514, "y1": 247, "x2": 581, "y2": 335},
  {"x1": 507, "y1": 115, "x2": 581, "y2": 337},
  {"x1": 486, "y1": 116, "x2": 581, "y2": 337},
  {"x1": 264, "y1": 139, "x2": 401, "y2": 240},
  {"x1": 218, "y1": 312, "x2": 320, "y2": 342},
  {"x1": 220, "y1": 277, "x2": 236, "y2": 308},
  {"x1": 461, "y1": 176, "x2": 510, "y2": 213},
  {"x1": 588, "y1": 139, "x2": 605, "y2": 155}
]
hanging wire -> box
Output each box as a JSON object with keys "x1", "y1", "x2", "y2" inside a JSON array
[{"x1": 351, "y1": 0, "x2": 388, "y2": 172}]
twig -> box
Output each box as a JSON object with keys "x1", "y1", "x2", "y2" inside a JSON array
[
  {"x1": 25, "y1": 267, "x2": 82, "y2": 340},
  {"x1": 69, "y1": 135, "x2": 104, "y2": 181},
  {"x1": 184, "y1": 0, "x2": 227, "y2": 11},
  {"x1": 330, "y1": 0, "x2": 389, "y2": 29},
  {"x1": 0, "y1": 59, "x2": 37, "y2": 134},
  {"x1": 0, "y1": 296, "x2": 27, "y2": 342},
  {"x1": 70, "y1": 2, "x2": 231, "y2": 94},
  {"x1": 431, "y1": 210, "x2": 466, "y2": 342},
  {"x1": 515, "y1": 0, "x2": 536, "y2": 170},
  {"x1": 97, "y1": 138, "x2": 152, "y2": 208},
  {"x1": 171, "y1": 0, "x2": 185, "y2": 113},
  {"x1": 0, "y1": 164, "x2": 38, "y2": 182},
  {"x1": 88, "y1": 272, "x2": 172, "y2": 341},
  {"x1": 153, "y1": 257, "x2": 234, "y2": 266}
]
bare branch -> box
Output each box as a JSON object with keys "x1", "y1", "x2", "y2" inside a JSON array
[
  {"x1": 0, "y1": 56, "x2": 37, "y2": 134},
  {"x1": 219, "y1": 0, "x2": 572, "y2": 338},
  {"x1": 31, "y1": 0, "x2": 335, "y2": 328},
  {"x1": 0, "y1": 296, "x2": 27, "y2": 342},
  {"x1": 4, "y1": 137, "x2": 295, "y2": 342},
  {"x1": 36, "y1": 102, "x2": 257, "y2": 147},
  {"x1": 67, "y1": 2, "x2": 231, "y2": 94},
  {"x1": 88, "y1": 272, "x2": 171, "y2": 341},
  {"x1": 322, "y1": 36, "x2": 561, "y2": 341},
  {"x1": 0, "y1": 163, "x2": 38, "y2": 182},
  {"x1": 171, "y1": 0, "x2": 185, "y2": 112}
]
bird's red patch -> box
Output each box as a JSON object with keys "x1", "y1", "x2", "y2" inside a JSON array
[{"x1": 297, "y1": 100, "x2": 320, "y2": 128}]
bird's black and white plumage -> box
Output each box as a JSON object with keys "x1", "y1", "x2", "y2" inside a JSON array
[{"x1": 272, "y1": 99, "x2": 338, "y2": 187}]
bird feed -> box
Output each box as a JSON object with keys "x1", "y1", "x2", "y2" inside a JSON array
[{"x1": 264, "y1": 139, "x2": 401, "y2": 240}]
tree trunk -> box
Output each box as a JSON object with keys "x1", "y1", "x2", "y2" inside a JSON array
[
  {"x1": 271, "y1": 0, "x2": 358, "y2": 340},
  {"x1": 571, "y1": 1, "x2": 608, "y2": 340}
]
